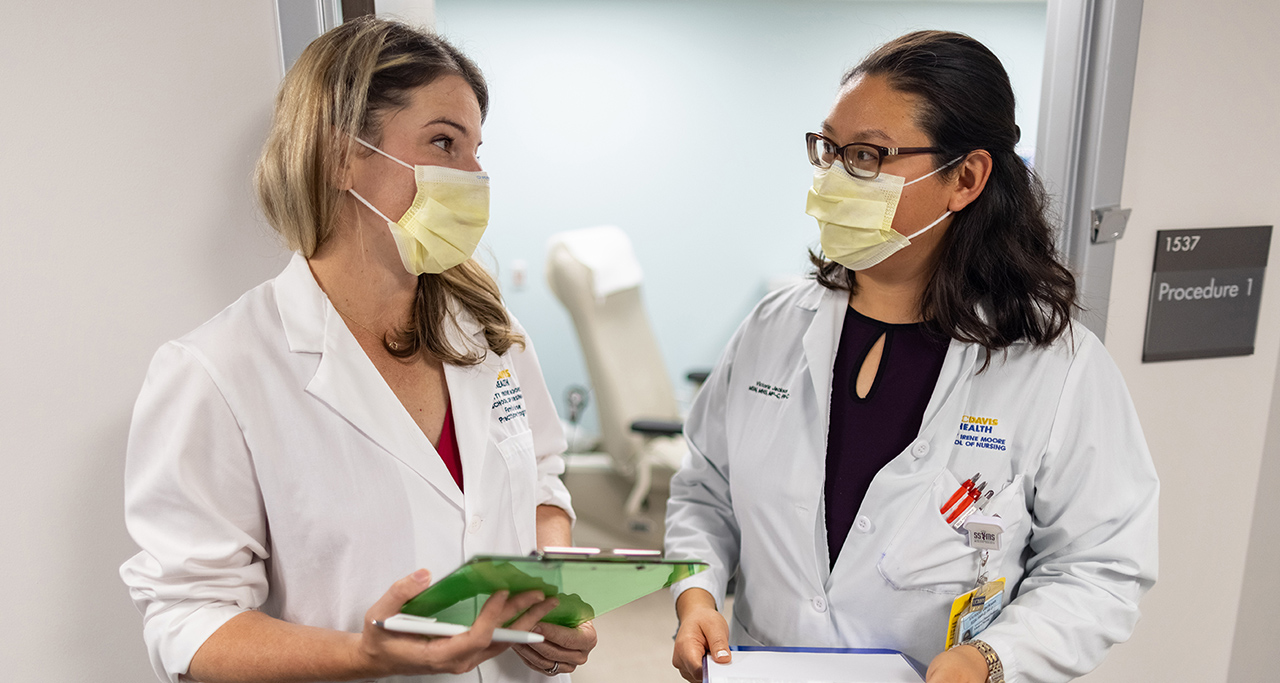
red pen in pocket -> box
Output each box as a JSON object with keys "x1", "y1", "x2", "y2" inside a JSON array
[
  {"x1": 941, "y1": 472, "x2": 980, "y2": 515},
  {"x1": 946, "y1": 481, "x2": 987, "y2": 524}
]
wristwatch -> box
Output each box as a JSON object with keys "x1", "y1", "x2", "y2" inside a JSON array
[{"x1": 962, "y1": 639, "x2": 1004, "y2": 683}]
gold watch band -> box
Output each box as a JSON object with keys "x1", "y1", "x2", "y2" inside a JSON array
[{"x1": 962, "y1": 639, "x2": 1004, "y2": 683}]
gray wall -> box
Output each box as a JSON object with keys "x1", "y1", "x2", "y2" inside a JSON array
[
  {"x1": 1228, "y1": 349, "x2": 1280, "y2": 682},
  {"x1": 0, "y1": 1, "x2": 287, "y2": 679}
]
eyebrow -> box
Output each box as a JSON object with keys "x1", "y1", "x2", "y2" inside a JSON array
[
  {"x1": 424, "y1": 117, "x2": 471, "y2": 136},
  {"x1": 820, "y1": 121, "x2": 895, "y2": 144}
]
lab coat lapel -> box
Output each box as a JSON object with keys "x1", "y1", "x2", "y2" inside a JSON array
[
  {"x1": 917, "y1": 340, "x2": 980, "y2": 444},
  {"x1": 800, "y1": 287, "x2": 845, "y2": 449},
  {"x1": 309, "y1": 313, "x2": 464, "y2": 510},
  {"x1": 441, "y1": 304, "x2": 499, "y2": 513},
  {"x1": 799, "y1": 286, "x2": 846, "y2": 587},
  {"x1": 277, "y1": 256, "x2": 464, "y2": 510}
]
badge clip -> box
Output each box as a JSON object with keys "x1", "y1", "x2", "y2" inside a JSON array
[{"x1": 963, "y1": 514, "x2": 1005, "y2": 551}]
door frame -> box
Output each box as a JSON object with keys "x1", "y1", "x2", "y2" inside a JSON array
[{"x1": 1036, "y1": 0, "x2": 1144, "y2": 340}]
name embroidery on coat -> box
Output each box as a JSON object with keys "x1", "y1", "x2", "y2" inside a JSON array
[
  {"x1": 747, "y1": 381, "x2": 790, "y2": 400},
  {"x1": 492, "y1": 369, "x2": 527, "y2": 423}
]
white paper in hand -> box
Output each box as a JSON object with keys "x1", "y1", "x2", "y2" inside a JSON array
[{"x1": 704, "y1": 649, "x2": 923, "y2": 683}]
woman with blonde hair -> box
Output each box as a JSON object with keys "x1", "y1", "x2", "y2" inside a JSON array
[{"x1": 120, "y1": 17, "x2": 595, "y2": 682}]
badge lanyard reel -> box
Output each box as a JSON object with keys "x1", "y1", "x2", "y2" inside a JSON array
[{"x1": 940, "y1": 474, "x2": 1007, "y2": 649}]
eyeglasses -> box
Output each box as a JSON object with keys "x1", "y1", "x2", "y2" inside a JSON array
[{"x1": 805, "y1": 132, "x2": 943, "y2": 180}]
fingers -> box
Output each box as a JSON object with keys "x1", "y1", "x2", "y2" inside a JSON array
[
  {"x1": 672, "y1": 634, "x2": 707, "y2": 683},
  {"x1": 361, "y1": 583, "x2": 559, "y2": 676},
  {"x1": 511, "y1": 619, "x2": 595, "y2": 676},
  {"x1": 513, "y1": 643, "x2": 577, "y2": 676},
  {"x1": 493, "y1": 589, "x2": 552, "y2": 628},
  {"x1": 520, "y1": 622, "x2": 595, "y2": 666},
  {"x1": 923, "y1": 644, "x2": 989, "y2": 683},
  {"x1": 673, "y1": 609, "x2": 730, "y2": 683},
  {"x1": 519, "y1": 638, "x2": 587, "y2": 667},
  {"x1": 457, "y1": 588, "x2": 548, "y2": 658},
  {"x1": 366, "y1": 569, "x2": 432, "y2": 622},
  {"x1": 506, "y1": 595, "x2": 561, "y2": 632},
  {"x1": 413, "y1": 590, "x2": 517, "y2": 671},
  {"x1": 360, "y1": 569, "x2": 502, "y2": 677},
  {"x1": 704, "y1": 622, "x2": 731, "y2": 666},
  {"x1": 534, "y1": 621, "x2": 596, "y2": 650},
  {"x1": 465, "y1": 589, "x2": 520, "y2": 644}
]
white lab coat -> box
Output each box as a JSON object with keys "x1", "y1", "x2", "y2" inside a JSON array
[
  {"x1": 120, "y1": 254, "x2": 574, "y2": 683},
  {"x1": 665, "y1": 281, "x2": 1158, "y2": 683}
]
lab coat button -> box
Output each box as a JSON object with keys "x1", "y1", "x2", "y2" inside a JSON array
[
  {"x1": 911, "y1": 441, "x2": 930, "y2": 458},
  {"x1": 811, "y1": 596, "x2": 827, "y2": 612},
  {"x1": 854, "y1": 515, "x2": 873, "y2": 533},
  {"x1": 468, "y1": 516, "x2": 483, "y2": 534}
]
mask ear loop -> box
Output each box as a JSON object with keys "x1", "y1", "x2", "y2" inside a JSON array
[
  {"x1": 347, "y1": 138, "x2": 414, "y2": 224},
  {"x1": 906, "y1": 210, "x2": 952, "y2": 240},
  {"x1": 902, "y1": 155, "x2": 965, "y2": 240},
  {"x1": 903, "y1": 154, "x2": 966, "y2": 187},
  {"x1": 353, "y1": 137, "x2": 415, "y2": 171},
  {"x1": 348, "y1": 189, "x2": 396, "y2": 224}
]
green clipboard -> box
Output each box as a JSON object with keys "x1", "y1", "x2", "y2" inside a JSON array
[{"x1": 400, "y1": 548, "x2": 707, "y2": 628}]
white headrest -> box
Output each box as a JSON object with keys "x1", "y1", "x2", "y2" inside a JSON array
[{"x1": 548, "y1": 225, "x2": 644, "y2": 300}]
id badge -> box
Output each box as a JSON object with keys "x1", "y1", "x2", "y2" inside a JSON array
[{"x1": 944, "y1": 577, "x2": 1005, "y2": 649}]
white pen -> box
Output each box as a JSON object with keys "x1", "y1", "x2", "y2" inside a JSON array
[
  {"x1": 374, "y1": 613, "x2": 545, "y2": 644},
  {"x1": 952, "y1": 490, "x2": 995, "y2": 530}
]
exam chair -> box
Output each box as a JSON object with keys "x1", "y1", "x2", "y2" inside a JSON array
[{"x1": 546, "y1": 227, "x2": 694, "y2": 530}]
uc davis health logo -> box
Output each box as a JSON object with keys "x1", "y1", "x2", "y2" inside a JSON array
[{"x1": 954, "y1": 415, "x2": 1007, "y2": 451}]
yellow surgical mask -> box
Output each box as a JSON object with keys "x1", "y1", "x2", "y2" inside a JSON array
[
  {"x1": 806, "y1": 159, "x2": 956, "y2": 271},
  {"x1": 349, "y1": 138, "x2": 489, "y2": 275}
]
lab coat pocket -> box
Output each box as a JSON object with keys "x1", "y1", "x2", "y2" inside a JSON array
[
  {"x1": 977, "y1": 473, "x2": 1028, "y2": 578},
  {"x1": 496, "y1": 430, "x2": 538, "y2": 550},
  {"x1": 877, "y1": 470, "x2": 980, "y2": 595},
  {"x1": 731, "y1": 612, "x2": 767, "y2": 647}
]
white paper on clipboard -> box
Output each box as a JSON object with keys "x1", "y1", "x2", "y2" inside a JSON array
[{"x1": 704, "y1": 648, "x2": 923, "y2": 683}]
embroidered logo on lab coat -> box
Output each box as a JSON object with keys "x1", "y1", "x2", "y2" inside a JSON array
[
  {"x1": 747, "y1": 380, "x2": 790, "y2": 400},
  {"x1": 954, "y1": 414, "x2": 1007, "y2": 451},
  {"x1": 492, "y1": 369, "x2": 527, "y2": 424}
]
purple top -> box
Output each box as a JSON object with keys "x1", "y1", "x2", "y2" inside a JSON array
[{"x1": 825, "y1": 306, "x2": 949, "y2": 569}]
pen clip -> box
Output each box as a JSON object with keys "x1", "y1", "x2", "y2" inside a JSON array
[{"x1": 541, "y1": 546, "x2": 602, "y2": 556}]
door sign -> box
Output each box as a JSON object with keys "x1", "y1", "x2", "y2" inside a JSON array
[{"x1": 1143, "y1": 225, "x2": 1271, "y2": 363}]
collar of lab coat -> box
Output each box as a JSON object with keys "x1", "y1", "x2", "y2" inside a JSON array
[
  {"x1": 272, "y1": 253, "x2": 496, "y2": 511},
  {"x1": 273, "y1": 253, "x2": 487, "y2": 351},
  {"x1": 796, "y1": 282, "x2": 980, "y2": 425},
  {"x1": 799, "y1": 285, "x2": 844, "y2": 435}
]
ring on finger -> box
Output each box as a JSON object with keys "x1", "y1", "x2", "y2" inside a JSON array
[{"x1": 544, "y1": 661, "x2": 559, "y2": 675}]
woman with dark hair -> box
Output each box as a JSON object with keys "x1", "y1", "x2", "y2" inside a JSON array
[
  {"x1": 120, "y1": 17, "x2": 594, "y2": 683},
  {"x1": 664, "y1": 31, "x2": 1158, "y2": 683}
]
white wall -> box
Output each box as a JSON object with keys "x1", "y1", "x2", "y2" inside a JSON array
[
  {"x1": 0, "y1": 1, "x2": 287, "y2": 679},
  {"x1": 1228, "y1": 353, "x2": 1280, "y2": 683},
  {"x1": 1082, "y1": 1, "x2": 1280, "y2": 681},
  {"x1": 434, "y1": 0, "x2": 1047, "y2": 428},
  {"x1": 377, "y1": 0, "x2": 436, "y2": 27}
]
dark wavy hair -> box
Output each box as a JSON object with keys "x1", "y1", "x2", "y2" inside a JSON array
[{"x1": 811, "y1": 31, "x2": 1077, "y2": 367}]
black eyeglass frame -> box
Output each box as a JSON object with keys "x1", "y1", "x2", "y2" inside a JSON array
[{"x1": 805, "y1": 132, "x2": 944, "y2": 180}]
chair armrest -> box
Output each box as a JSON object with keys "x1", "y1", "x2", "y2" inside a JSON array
[{"x1": 630, "y1": 419, "x2": 683, "y2": 436}]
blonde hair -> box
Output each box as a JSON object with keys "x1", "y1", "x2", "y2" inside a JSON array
[{"x1": 255, "y1": 16, "x2": 522, "y2": 365}]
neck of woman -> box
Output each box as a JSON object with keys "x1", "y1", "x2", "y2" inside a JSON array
[
  {"x1": 847, "y1": 259, "x2": 933, "y2": 323},
  {"x1": 307, "y1": 220, "x2": 419, "y2": 333}
]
